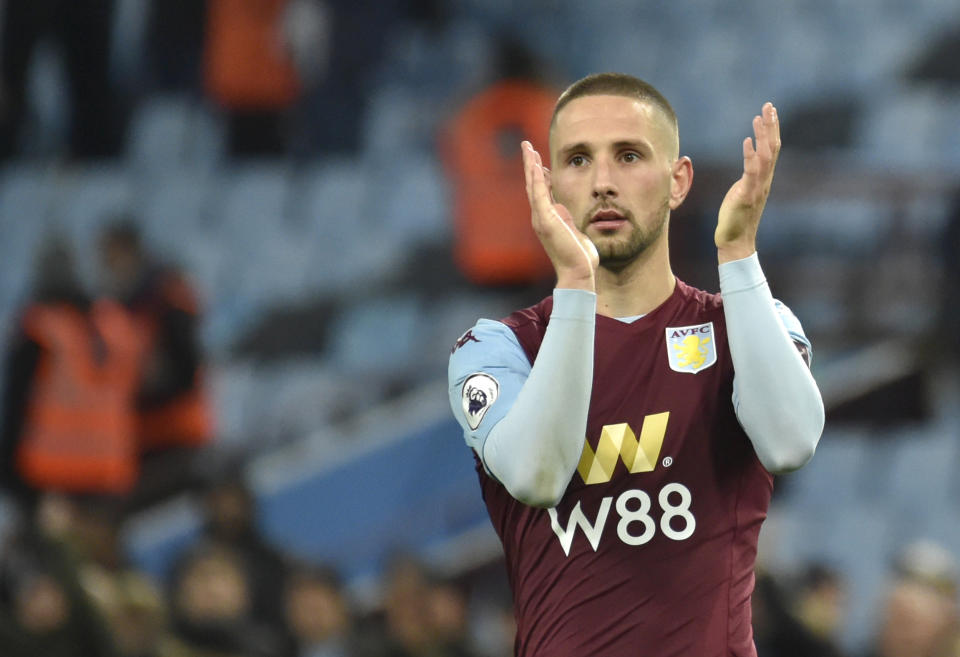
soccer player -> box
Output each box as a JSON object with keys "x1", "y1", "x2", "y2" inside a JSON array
[{"x1": 447, "y1": 73, "x2": 825, "y2": 656}]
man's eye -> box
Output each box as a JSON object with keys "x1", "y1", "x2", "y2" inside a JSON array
[
  {"x1": 622, "y1": 152, "x2": 640, "y2": 163},
  {"x1": 569, "y1": 155, "x2": 587, "y2": 167}
]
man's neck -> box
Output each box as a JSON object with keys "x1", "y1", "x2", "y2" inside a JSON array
[{"x1": 594, "y1": 239, "x2": 675, "y2": 318}]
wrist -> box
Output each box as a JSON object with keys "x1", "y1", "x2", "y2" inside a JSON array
[
  {"x1": 555, "y1": 271, "x2": 595, "y2": 292},
  {"x1": 552, "y1": 287, "x2": 597, "y2": 319},
  {"x1": 716, "y1": 240, "x2": 757, "y2": 264},
  {"x1": 718, "y1": 251, "x2": 765, "y2": 294}
]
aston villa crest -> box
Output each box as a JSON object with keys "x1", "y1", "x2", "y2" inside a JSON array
[{"x1": 665, "y1": 322, "x2": 717, "y2": 374}]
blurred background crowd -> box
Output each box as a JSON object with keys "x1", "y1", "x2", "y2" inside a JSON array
[{"x1": 0, "y1": 0, "x2": 959, "y2": 656}]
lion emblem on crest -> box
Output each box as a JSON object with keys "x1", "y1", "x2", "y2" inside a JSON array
[
  {"x1": 673, "y1": 335, "x2": 711, "y2": 369},
  {"x1": 665, "y1": 322, "x2": 717, "y2": 374}
]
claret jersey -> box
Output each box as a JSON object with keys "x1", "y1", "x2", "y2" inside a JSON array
[{"x1": 449, "y1": 280, "x2": 810, "y2": 657}]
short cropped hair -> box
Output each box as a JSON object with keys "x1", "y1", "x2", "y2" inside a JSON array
[{"x1": 550, "y1": 73, "x2": 677, "y2": 132}]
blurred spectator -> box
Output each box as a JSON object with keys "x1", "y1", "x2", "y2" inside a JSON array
[
  {"x1": 167, "y1": 541, "x2": 284, "y2": 657},
  {"x1": 21, "y1": 494, "x2": 170, "y2": 656},
  {"x1": 283, "y1": 562, "x2": 355, "y2": 657},
  {"x1": 440, "y1": 35, "x2": 557, "y2": 287},
  {"x1": 752, "y1": 566, "x2": 848, "y2": 657},
  {"x1": 425, "y1": 576, "x2": 476, "y2": 657},
  {"x1": 294, "y1": 0, "x2": 412, "y2": 155},
  {"x1": 357, "y1": 554, "x2": 478, "y2": 657},
  {"x1": 0, "y1": 500, "x2": 119, "y2": 657},
  {"x1": 59, "y1": 497, "x2": 178, "y2": 657},
  {"x1": 936, "y1": 190, "x2": 960, "y2": 367},
  {"x1": 0, "y1": 237, "x2": 141, "y2": 509},
  {"x1": 202, "y1": 0, "x2": 304, "y2": 157},
  {"x1": 793, "y1": 563, "x2": 848, "y2": 655},
  {"x1": 281, "y1": 0, "x2": 334, "y2": 159},
  {"x1": 98, "y1": 220, "x2": 214, "y2": 510},
  {"x1": 280, "y1": 0, "x2": 332, "y2": 91},
  {"x1": 865, "y1": 540, "x2": 960, "y2": 657},
  {"x1": 0, "y1": 0, "x2": 124, "y2": 159},
  {"x1": 462, "y1": 564, "x2": 514, "y2": 657},
  {"x1": 82, "y1": 563, "x2": 171, "y2": 657},
  {"x1": 145, "y1": 0, "x2": 209, "y2": 94},
  {"x1": 356, "y1": 554, "x2": 432, "y2": 657},
  {"x1": 196, "y1": 472, "x2": 289, "y2": 637}
]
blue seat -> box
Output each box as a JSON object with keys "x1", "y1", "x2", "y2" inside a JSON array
[
  {"x1": 776, "y1": 428, "x2": 870, "y2": 510},
  {"x1": 375, "y1": 155, "x2": 450, "y2": 249},
  {"x1": 295, "y1": 159, "x2": 401, "y2": 294},
  {"x1": 327, "y1": 294, "x2": 424, "y2": 376},
  {"x1": 0, "y1": 167, "x2": 55, "y2": 313},
  {"x1": 855, "y1": 86, "x2": 944, "y2": 170},
  {"x1": 126, "y1": 96, "x2": 223, "y2": 171},
  {"x1": 883, "y1": 429, "x2": 958, "y2": 516}
]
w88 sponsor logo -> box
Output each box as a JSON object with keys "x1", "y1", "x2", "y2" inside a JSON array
[{"x1": 547, "y1": 483, "x2": 695, "y2": 556}]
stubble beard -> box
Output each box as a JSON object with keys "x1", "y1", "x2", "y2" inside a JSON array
[{"x1": 589, "y1": 198, "x2": 670, "y2": 271}]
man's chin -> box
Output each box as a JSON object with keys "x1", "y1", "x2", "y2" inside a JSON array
[
  {"x1": 597, "y1": 249, "x2": 641, "y2": 270},
  {"x1": 594, "y1": 238, "x2": 651, "y2": 269}
]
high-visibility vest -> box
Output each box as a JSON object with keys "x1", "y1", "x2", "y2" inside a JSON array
[
  {"x1": 444, "y1": 79, "x2": 558, "y2": 286},
  {"x1": 136, "y1": 380, "x2": 213, "y2": 450},
  {"x1": 17, "y1": 301, "x2": 141, "y2": 494},
  {"x1": 134, "y1": 272, "x2": 214, "y2": 451},
  {"x1": 204, "y1": 0, "x2": 300, "y2": 109}
]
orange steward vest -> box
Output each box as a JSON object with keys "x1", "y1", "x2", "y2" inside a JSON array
[
  {"x1": 17, "y1": 301, "x2": 141, "y2": 494},
  {"x1": 444, "y1": 80, "x2": 557, "y2": 285},
  {"x1": 135, "y1": 272, "x2": 214, "y2": 450},
  {"x1": 204, "y1": 0, "x2": 300, "y2": 109}
]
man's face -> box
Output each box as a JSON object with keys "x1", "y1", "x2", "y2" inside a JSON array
[{"x1": 549, "y1": 95, "x2": 684, "y2": 268}]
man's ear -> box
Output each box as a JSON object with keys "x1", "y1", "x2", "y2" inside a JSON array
[{"x1": 669, "y1": 156, "x2": 693, "y2": 210}]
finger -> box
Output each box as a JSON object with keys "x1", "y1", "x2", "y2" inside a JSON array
[
  {"x1": 521, "y1": 140, "x2": 532, "y2": 186},
  {"x1": 767, "y1": 104, "x2": 781, "y2": 160},
  {"x1": 530, "y1": 164, "x2": 554, "y2": 217},
  {"x1": 762, "y1": 102, "x2": 776, "y2": 132},
  {"x1": 742, "y1": 136, "x2": 757, "y2": 169},
  {"x1": 532, "y1": 149, "x2": 553, "y2": 204},
  {"x1": 528, "y1": 144, "x2": 550, "y2": 193},
  {"x1": 762, "y1": 103, "x2": 777, "y2": 154},
  {"x1": 521, "y1": 141, "x2": 535, "y2": 205},
  {"x1": 752, "y1": 114, "x2": 770, "y2": 161},
  {"x1": 757, "y1": 103, "x2": 780, "y2": 162},
  {"x1": 524, "y1": 148, "x2": 556, "y2": 226}
]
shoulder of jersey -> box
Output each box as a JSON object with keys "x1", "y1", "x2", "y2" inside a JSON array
[
  {"x1": 499, "y1": 296, "x2": 553, "y2": 331},
  {"x1": 450, "y1": 318, "x2": 516, "y2": 356},
  {"x1": 677, "y1": 280, "x2": 723, "y2": 314}
]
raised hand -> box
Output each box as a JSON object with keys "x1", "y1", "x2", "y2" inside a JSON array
[
  {"x1": 521, "y1": 141, "x2": 599, "y2": 291},
  {"x1": 715, "y1": 102, "x2": 781, "y2": 263}
]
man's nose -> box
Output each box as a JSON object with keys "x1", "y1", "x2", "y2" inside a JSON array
[{"x1": 591, "y1": 159, "x2": 617, "y2": 199}]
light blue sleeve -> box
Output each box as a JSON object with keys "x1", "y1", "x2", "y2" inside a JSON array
[
  {"x1": 720, "y1": 253, "x2": 824, "y2": 473},
  {"x1": 447, "y1": 319, "x2": 531, "y2": 455},
  {"x1": 448, "y1": 289, "x2": 596, "y2": 506},
  {"x1": 774, "y1": 298, "x2": 813, "y2": 362}
]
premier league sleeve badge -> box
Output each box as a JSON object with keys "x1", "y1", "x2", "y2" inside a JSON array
[{"x1": 461, "y1": 373, "x2": 500, "y2": 430}]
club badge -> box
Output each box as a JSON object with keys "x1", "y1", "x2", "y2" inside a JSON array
[
  {"x1": 461, "y1": 373, "x2": 499, "y2": 430},
  {"x1": 665, "y1": 322, "x2": 717, "y2": 374}
]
